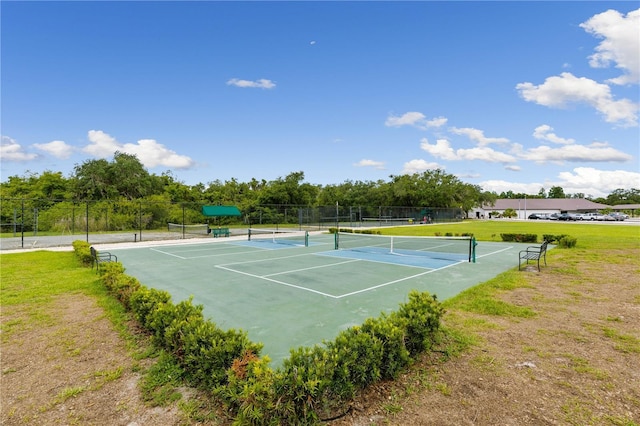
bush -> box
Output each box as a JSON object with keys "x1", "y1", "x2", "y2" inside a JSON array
[
  {"x1": 76, "y1": 237, "x2": 446, "y2": 423},
  {"x1": 72, "y1": 240, "x2": 92, "y2": 265},
  {"x1": 500, "y1": 233, "x2": 537, "y2": 243},
  {"x1": 129, "y1": 287, "x2": 172, "y2": 330},
  {"x1": 542, "y1": 234, "x2": 567, "y2": 244},
  {"x1": 392, "y1": 291, "x2": 444, "y2": 356},
  {"x1": 557, "y1": 236, "x2": 577, "y2": 248}
]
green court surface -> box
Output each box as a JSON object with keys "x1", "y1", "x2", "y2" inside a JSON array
[{"x1": 108, "y1": 232, "x2": 537, "y2": 365}]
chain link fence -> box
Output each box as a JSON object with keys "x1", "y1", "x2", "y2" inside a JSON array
[{"x1": 1, "y1": 198, "x2": 464, "y2": 250}]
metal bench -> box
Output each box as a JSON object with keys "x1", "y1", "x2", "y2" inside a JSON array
[
  {"x1": 212, "y1": 227, "x2": 230, "y2": 237},
  {"x1": 518, "y1": 241, "x2": 548, "y2": 272},
  {"x1": 90, "y1": 246, "x2": 117, "y2": 272}
]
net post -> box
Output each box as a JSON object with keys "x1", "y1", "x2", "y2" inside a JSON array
[
  {"x1": 471, "y1": 237, "x2": 477, "y2": 263},
  {"x1": 334, "y1": 231, "x2": 339, "y2": 250},
  {"x1": 248, "y1": 228, "x2": 252, "y2": 241},
  {"x1": 304, "y1": 231, "x2": 309, "y2": 247}
]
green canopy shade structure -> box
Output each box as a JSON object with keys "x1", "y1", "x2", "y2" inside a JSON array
[{"x1": 201, "y1": 205, "x2": 242, "y2": 217}]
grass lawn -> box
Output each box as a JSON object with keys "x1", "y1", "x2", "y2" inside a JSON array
[{"x1": 1, "y1": 219, "x2": 639, "y2": 425}]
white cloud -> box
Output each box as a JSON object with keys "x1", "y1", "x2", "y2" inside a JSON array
[
  {"x1": 0, "y1": 136, "x2": 38, "y2": 161},
  {"x1": 420, "y1": 138, "x2": 458, "y2": 160},
  {"x1": 33, "y1": 140, "x2": 74, "y2": 159},
  {"x1": 226, "y1": 78, "x2": 276, "y2": 89},
  {"x1": 354, "y1": 159, "x2": 385, "y2": 170},
  {"x1": 420, "y1": 138, "x2": 517, "y2": 163},
  {"x1": 83, "y1": 130, "x2": 194, "y2": 169},
  {"x1": 520, "y1": 142, "x2": 632, "y2": 163},
  {"x1": 385, "y1": 112, "x2": 447, "y2": 130},
  {"x1": 479, "y1": 167, "x2": 640, "y2": 198},
  {"x1": 558, "y1": 167, "x2": 640, "y2": 195},
  {"x1": 449, "y1": 127, "x2": 510, "y2": 146},
  {"x1": 478, "y1": 179, "x2": 544, "y2": 196},
  {"x1": 516, "y1": 72, "x2": 638, "y2": 127},
  {"x1": 505, "y1": 165, "x2": 521, "y2": 171},
  {"x1": 532, "y1": 125, "x2": 575, "y2": 145},
  {"x1": 580, "y1": 8, "x2": 640, "y2": 85},
  {"x1": 401, "y1": 159, "x2": 443, "y2": 174},
  {"x1": 125, "y1": 139, "x2": 194, "y2": 169}
]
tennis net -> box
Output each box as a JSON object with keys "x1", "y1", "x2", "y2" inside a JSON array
[
  {"x1": 248, "y1": 228, "x2": 309, "y2": 247},
  {"x1": 167, "y1": 223, "x2": 210, "y2": 235},
  {"x1": 334, "y1": 232, "x2": 476, "y2": 262}
]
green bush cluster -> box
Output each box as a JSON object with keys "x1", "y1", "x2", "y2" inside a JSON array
[
  {"x1": 542, "y1": 234, "x2": 577, "y2": 248},
  {"x1": 73, "y1": 241, "x2": 445, "y2": 424},
  {"x1": 330, "y1": 227, "x2": 381, "y2": 235},
  {"x1": 500, "y1": 233, "x2": 537, "y2": 243},
  {"x1": 433, "y1": 232, "x2": 474, "y2": 237},
  {"x1": 557, "y1": 236, "x2": 577, "y2": 248},
  {"x1": 72, "y1": 240, "x2": 93, "y2": 266},
  {"x1": 216, "y1": 291, "x2": 444, "y2": 424}
]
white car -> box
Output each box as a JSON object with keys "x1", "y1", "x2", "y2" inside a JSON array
[{"x1": 582, "y1": 212, "x2": 605, "y2": 221}]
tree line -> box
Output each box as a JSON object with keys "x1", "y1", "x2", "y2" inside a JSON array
[{"x1": 2, "y1": 152, "x2": 637, "y2": 212}]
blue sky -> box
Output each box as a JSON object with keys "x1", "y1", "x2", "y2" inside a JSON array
[{"x1": 2, "y1": 1, "x2": 639, "y2": 198}]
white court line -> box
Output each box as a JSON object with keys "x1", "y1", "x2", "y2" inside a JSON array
[
  {"x1": 336, "y1": 261, "x2": 461, "y2": 299},
  {"x1": 214, "y1": 264, "x2": 338, "y2": 298},
  {"x1": 149, "y1": 247, "x2": 187, "y2": 259},
  {"x1": 263, "y1": 259, "x2": 362, "y2": 277},
  {"x1": 217, "y1": 251, "x2": 321, "y2": 267},
  {"x1": 475, "y1": 246, "x2": 514, "y2": 259},
  {"x1": 215, "y1": 254, "x2": 462, "y2": 299},
  {"x1": 314, "y1": 251, "x2": 440, "y2": 270}
]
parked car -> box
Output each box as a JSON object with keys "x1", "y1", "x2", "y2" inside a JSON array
[
  {"x1": 557, "y1": 213, "x2": 579, "y2": 221},
  {"x1": 582, "y1": 212, "x2": 605, "y2": 221},
  {"x1": 602, "y1": 214, "x2": 617, "y2": 221},
  {"x1": 528, "y1": 213, "x2": 548, "y2": 220},
  {"x1": 609, "y1": 212, "x2": 628, "y2": 221},
  {"x1": 548, "y1": 213, "x2": 560, "y2": 220}
]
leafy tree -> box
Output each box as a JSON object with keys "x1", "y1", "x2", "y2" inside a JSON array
[
  {"x1": 538, "y1": 187, "x2": 546, "y2": 198},
  {"x1": 71, "y1": 152, "x2": 159, "y2": 200},
  {"x1": 547, "y1": 186, "x2": 566, "y2": 199}
]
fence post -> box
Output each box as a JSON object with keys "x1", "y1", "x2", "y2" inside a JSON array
[{"x1": 85, "y1": 201, "x2": 89, "y2": 242}]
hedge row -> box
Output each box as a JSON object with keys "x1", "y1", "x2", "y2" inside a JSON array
[
  {"x1": 500, "y1": 233, "x2": 577, "y2": 248},
  {"x1": 74, "y1": 241, "x2": 445, "y2": 425}
]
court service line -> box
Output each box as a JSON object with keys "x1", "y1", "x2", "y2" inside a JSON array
[
  {"x1": 263, "y1": 259, "x2": 362, "y2": 278},
  {"x1": 335, "y1": 261, "x2": 461, "y2": 299},
  {"x1": 475, "y1": 246, "x2": 514, "y2": 259},
  {"x1": 214, "y1": 265, "x2": 338, "y2": 298},
  {"x1": 217, "y1": 251, "x2": 323, "y2": 267},
  {"x1": 149, "y1": 247, "x2": 187, "y2": 259}
]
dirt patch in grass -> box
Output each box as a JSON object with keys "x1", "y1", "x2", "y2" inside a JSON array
[
  {"x1": 330, "y1": 251, "x2": 640, "y2": 425},
  {"x1": 1, "y1": 294, "x2": 182, "y2": 426},
  {"x1": 2, "y1": 250, "x2": 639, "y2": 425}
]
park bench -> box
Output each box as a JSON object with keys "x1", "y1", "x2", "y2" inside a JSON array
[
  {"x1": 518, "y1": 241, "x2": 548, "y2": 272},
  {"x1": 90, "y1": 246, "x2": 117, "y2": 272},
  {"x1": 212, "y1": 227, "x2": 230, "y2": 238}
]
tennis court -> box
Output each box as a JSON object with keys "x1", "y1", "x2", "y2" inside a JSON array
[{"x1": 106, "y1": 231, "x2": 529, "y2": 365}]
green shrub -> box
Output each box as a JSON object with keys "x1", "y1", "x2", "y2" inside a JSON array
[
  {"x1": 99, "y1": 261, "x2": 126, "y2": 285},
  {"x1": 557, "y1": 236, "x2": 577, "y2": 248},
  {"x1": 181, "y1": 320, "x2": 262, "y2": 389},
  {"x1": 107, "y1": 273, "x2": 141, "y2": 308},
  {"x1": 72, "y1": 240, "x2": 92, "y2": 265},
  {"x1": 215, "y1": 353, "x2": 279, "y2": 425},
  {"x1": 392, "y1": 291, "x2": 444, "y2": 356},
  {"x1": 500, "y1": 233, "x2": 537, "y2": 243},
  {"x1": 326, "y1": 327, "x2": 383, "y2": 392},
  {"x1": 359, "y1": 316, "x2": 410, "y2": 380},
  {"x1": 129, "y1": 287, "x2": 172, "y2": 330},
  {"x1": 542, "y1": 234, "x2": 567, "y2": 244}
]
